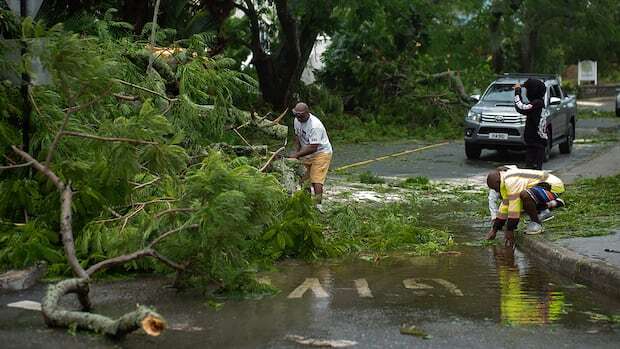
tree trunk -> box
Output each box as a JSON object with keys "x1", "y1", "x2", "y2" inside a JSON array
[
  {"x1": 489, "y1": 2, "x2": 505, "y2": 73},
  {"x1": 123, "y1": 0, "x2": 150, "y2": 34},
  {"x1": 242, "y1": 0, "x2": 332, "y2": 108},
  {"x1": 519, "y1": 25, "x2": 538, "y2": 73}
]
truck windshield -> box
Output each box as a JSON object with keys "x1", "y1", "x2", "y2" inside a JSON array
[{"x1": 482, "y1": 84, "x2": 518, "y2": 102}]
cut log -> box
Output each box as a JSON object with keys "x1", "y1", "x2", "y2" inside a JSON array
[{"x1": 42, "y1": 278, "x2": 165, "y2": 338}]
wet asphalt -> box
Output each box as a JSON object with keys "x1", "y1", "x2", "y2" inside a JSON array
[
  {"x1": 330, "y1": 118, "x2": 620, "y2": 183},
  {"x1": 2, "y1": 222, "x2": 620, "y2": 348}
]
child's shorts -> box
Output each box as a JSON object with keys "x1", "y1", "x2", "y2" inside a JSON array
[{"x1": 526, "y1": 185, "x2": 558, "y2": 209}]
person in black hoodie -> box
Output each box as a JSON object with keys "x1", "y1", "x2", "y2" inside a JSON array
[{"x1": 513, "y1": 79, "x2": 548, "y2": 170}]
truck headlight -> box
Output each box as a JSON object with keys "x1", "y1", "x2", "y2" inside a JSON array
[{"x1": 467, "y1": 110, "x2": 481, "y2": 122}]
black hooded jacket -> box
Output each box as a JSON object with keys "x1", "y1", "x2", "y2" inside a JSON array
[{"x1": 514, "y1": 78, "x2": 548, "y2": 147}]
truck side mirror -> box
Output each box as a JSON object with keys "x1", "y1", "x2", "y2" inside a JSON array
[
  {"x1": 470, "y1": 94, "x2": 480, "y2": 102},
  {"x1": 549, "y1": 97, "x2": 561, "y2": 105}
]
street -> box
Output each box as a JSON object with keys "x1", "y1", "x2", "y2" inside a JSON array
[{"x1": 2, "y1": 116, "x2": 620, "y2": 348}]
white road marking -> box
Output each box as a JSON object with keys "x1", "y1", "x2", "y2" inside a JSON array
[
  {"x1": 354, "y1": 279, "x2": 373, "y2": 298},
  {"x1": 6, "y1": 300, "x2": 41, "y2": 311},
  {"x1": 287, "y1": 278, "x2": 329, "y2": 299},
  {"x1": 431, "y1": 278, "x2": 464, "y2": 296},
  {"x1": 403, "y1": 278, "x2": 464, "y2": 296},
  {"x1": 403, "y1": 279, "x2": 434, "y2": 290}
]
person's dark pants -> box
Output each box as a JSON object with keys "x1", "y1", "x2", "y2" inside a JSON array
[{"x1": 525, "y1": 143, "x2": 545, "y2": 170}]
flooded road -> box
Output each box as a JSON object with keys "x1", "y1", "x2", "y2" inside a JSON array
[{"x1": 2, "y1": 222, "x2": 620, "y2": 348}]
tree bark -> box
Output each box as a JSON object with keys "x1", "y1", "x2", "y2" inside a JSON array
[
  {"x1": 238, "y1": 0, "x2": 334, "y2": 108},
  {"x1": 416, "y1": 71, "x2": 473, "y2": 106},
  {"x1": 489, "y1": 1, "x2": 505, "y2": 73},
  {"x1": 42, "y1": 278, "x2": 165, "y2": 338}
]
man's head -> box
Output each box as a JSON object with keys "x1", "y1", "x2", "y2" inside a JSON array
[
  {"x1": 293, "y1": 102, "x2": 310, "y2": 123},
  {"x1": 486, "y1": 169, "x2": 501, "y2": 192},
  {"x1": 523, "y1": 78, "x2": 546, "y2": 101}
]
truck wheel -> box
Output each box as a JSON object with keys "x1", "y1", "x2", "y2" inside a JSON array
[
  {"x1": 465, "y1": 143, "x2": 482, "y2": 159},
  {"x1": 559, "y1": 122, "x2": 574, "y2": 154}
]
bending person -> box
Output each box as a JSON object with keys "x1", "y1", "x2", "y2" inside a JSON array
[{"x1": 486, "y1": 167, "x2": 565, "y2": 246}]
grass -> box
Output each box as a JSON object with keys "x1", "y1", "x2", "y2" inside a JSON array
[
  {"x1": 359, "y1": 171, "x2": 385, "y2": 184},
  {"x1": 577, "y1": 110, "x2": 617, "y2": 120},
  {"x1": 544, "y1": 175, "x2": 620, "y2": 240}
]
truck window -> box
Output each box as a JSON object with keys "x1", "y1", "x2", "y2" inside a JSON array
[
  {"x1": 482, "y1": 84, "x2": 516, "y2": 102},
  {"x1": 551, "y1": 85, "x2": 562, "y2": 99}
]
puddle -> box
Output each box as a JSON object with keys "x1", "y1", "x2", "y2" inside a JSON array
[{"x1": 1, "y1": 225, "x2": 619, "y2": 348}]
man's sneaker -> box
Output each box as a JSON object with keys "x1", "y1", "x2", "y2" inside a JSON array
[
  {"x1": 555, "y1": 198, "x2": 565, "y2": 208},
  {"x1": 538, "y1": 209, "x2": 554, "y2": 222},
  {"x1": 315, "y1": 204, "x2": 325, "y2": 214},
  {"x1": 525, "y1": 222, "x2": 544, "y2": 235}
]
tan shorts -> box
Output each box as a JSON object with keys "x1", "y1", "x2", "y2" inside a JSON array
[{"x1": 302, "y1": 152, "x2": 332, "y2": 185}]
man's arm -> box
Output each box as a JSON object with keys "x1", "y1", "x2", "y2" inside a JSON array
[
  {"x1": 290, "y1": 144, "x2": 319, "y2": 159},
  {"x1": 293, "y1": 135, "x2": 301, "y2": 152}
]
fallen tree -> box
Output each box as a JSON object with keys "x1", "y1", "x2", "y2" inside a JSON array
[{"x1": 9, "y1": 145, "x2": 198, "y2": 337}]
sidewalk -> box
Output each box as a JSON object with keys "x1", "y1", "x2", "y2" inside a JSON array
[{"x1": 520, "y1": 143, "x2": 620, "y2": 299}]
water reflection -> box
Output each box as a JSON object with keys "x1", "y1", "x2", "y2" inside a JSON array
[{"x1": 493, "y1": 246, "x2": 567, "y2": 325}]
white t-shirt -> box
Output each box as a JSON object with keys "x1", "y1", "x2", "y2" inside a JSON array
[{"x1": 294, "y1": 114, "x2": 332, "y2": 155}]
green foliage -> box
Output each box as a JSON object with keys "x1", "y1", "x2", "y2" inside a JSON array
[
  {"x1": 155, "y1": 152, "x2": 287, "y2": 291},
  {"x1": 324, "y1": 199, "x2": 453, "y2": 255},
  {"x1": 544, "y1": 175, "x2": 620, "y2": 240},
  {"x1": 0, "y1": 222, "x2": 64, "y2": 271},
  {"x1": 263, "y1": 191, "x2": 325, "y2": 259},
  {"x1": 359, "y1": 171, "x2": 385, "y2": 185}
]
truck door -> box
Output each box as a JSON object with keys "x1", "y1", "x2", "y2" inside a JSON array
[{"x1": 548, "y1": 84, "x2": 566, "y2": 141}]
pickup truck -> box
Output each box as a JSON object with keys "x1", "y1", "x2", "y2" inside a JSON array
[{"x1": 464, "y1": 73, "x2": 577, "y2": 160}]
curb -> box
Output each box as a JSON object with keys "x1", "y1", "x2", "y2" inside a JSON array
[{"x1": 519, "y1": 235, "x2": 620, "y2": 299}]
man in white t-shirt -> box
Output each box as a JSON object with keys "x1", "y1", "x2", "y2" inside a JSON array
[{"x1": 289, "y1": 102, "x2": 333, "y2": 205}]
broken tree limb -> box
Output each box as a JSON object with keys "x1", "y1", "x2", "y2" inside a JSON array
[
  {"x1": 260, "y1": 146, "x2": 286, "y2": 173},
  {"x1": 416, "y1": 71, "x2": 473, "y2": 107},
  {"x1": 42, "y1": 278, "x2": 165, "y2": 338},
  {"x1": 213, "y1": 143, "x2": 269, "y2": 156},
  {"x1": 10, "y1": 145, "x2": 176, "y2": 338},
  {"x1": 61, "y1": 131, "x2": 159, "y2": 145}
]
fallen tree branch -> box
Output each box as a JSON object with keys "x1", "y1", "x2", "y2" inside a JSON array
[
  {"x1": 45, "y1": 110, "x2": 71, "y2": 167},
  {"x1": 132, "y1": 176, "x2": 161, "y2": 189},
  {"x1": 154, "y1": 208, "x2": 196, "y2": 219},
  {"x1": 260, "y1": 139, "x2": 288, "y2": 173},
  {"x1": 42, "y1": 278, "x2": 165, "y2": 338},
  {"x1": 113, "y1": 93, "x2": 139, "y2": 101},
  {"x1": 149, "y1": 224, "x2": 200, "y2": 248},
  {"x1": 0, "y1": 160, "x2": 34, "y2": 170},
  {"x1": 12, "y1": 146, "x2": 64, "y2": 191},
  {"x1": 11, "y1": 145, "x2": 177, "y2": 338},
  {"x1": 61, "y1": 131, "x2": 159, "y2": 145},
  {"x1": 272, "y1": 108, "x2": 288, "y2": 124},
  {"x1": 111, "y1": 79, "x2": 177, "y2": 102},
  {"x1": 416, "y1": 71, "x2": 473, "y2": 107}
]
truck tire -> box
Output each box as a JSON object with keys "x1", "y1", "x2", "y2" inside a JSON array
[
  {"x1": 465, "y1": 143, "x2": 482, "y2": 159},
  {"x1": 559, "y1": 122, "x2": 574, "y2": 154}
]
